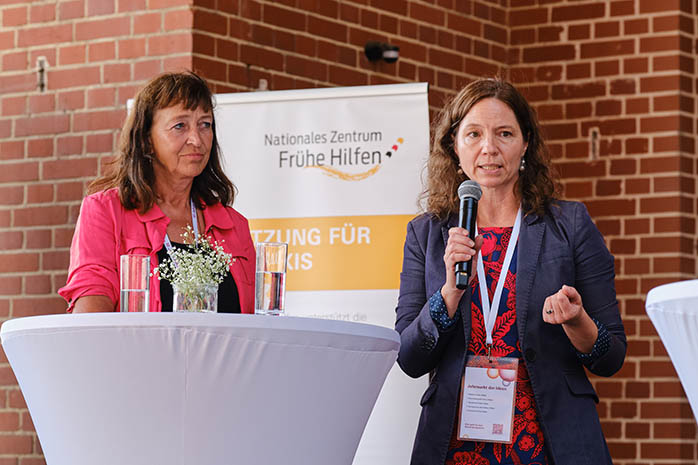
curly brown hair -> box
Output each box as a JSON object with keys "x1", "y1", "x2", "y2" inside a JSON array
[
  {"x1": 89, "y1": 71, "x2": 235, "y2": 212},
  {"x1": 422, "y1": 78, "x2": 559, "y2": 219}
]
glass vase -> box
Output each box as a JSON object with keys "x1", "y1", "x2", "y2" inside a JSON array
[{"x1": 173, "y1": 283, "x2": 218, "y2": 313}]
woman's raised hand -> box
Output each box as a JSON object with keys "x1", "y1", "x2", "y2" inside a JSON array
[{"x1": 441, "y1": 227, "x2": 482, "y2": 318}]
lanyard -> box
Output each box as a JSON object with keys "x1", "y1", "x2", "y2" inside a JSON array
[
  {"x1": 163, "y1": 199, "x2": 199, "y2": 253},
  {"x1": 475, "y1": 208, "x2": 522, "y2": 351}
]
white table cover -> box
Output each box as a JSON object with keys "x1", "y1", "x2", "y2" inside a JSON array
[
  {"x1": 0, "y1": 313, "x2": 400, "y2": 465},
  {"x1": 646, "y1": 279, "x2": 698, "y2": 423}
]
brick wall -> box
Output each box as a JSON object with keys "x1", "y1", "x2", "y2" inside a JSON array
[
  {"x1": 0, "y1": 1, "x2": 193, "y2": 461},
  {"x1": 0, "y1": 0, "x2": 696, "y2": 463},
  {"x1": 506, "y1": 1, "x2": 698, "y2": 462}
]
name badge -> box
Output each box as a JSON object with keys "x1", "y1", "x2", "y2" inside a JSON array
[{"x1": 458, "y1": 355, "x2": 518, "y2": 443}]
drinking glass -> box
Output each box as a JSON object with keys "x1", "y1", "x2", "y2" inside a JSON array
[
  {"x1": 255, "y1": 242, "x2": 287, "y2": 316},
  {"x1": 120, "y1": 254, "x2": 150, "y2": 312}
]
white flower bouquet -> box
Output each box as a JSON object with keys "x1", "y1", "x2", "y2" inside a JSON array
[{"x1": 153, "y1": 226, "x2": 232, "y2": 312}]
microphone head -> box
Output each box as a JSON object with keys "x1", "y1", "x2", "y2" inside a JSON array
[{"x1": 458, "y1": 180, "x2": 482, "y2": 201}]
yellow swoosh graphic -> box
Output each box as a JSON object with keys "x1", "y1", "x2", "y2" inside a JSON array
[{"x1": 308, "y1": 164, "x2": 381, "y2": 181}]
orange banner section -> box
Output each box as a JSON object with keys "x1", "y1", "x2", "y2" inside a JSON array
[{"x1": 249, "y1": 215, "x2": 414, "y2": 291}]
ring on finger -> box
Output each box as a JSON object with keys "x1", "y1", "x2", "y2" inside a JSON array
[{"x1": 545, "y1": 308, "x2": 553, "y2": 314}]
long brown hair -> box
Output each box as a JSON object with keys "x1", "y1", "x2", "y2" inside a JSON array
[
  {"x1": 89, "y1": 71, "x2": 235, "y2": 212},
  {"x1": 423, "y1": 78, "x2": 559, "y2": 219}
]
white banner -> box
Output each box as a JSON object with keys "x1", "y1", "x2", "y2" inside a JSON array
[{"x1": 216, "y1": 83, "x2": 429, "y2": 465}]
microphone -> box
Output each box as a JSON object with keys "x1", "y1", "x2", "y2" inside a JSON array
[{"x1": 455, "y1": 180, "x2": 482, "y2": 290}]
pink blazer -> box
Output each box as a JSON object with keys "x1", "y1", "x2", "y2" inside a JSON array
[{"x1": 59, "y1": 188, "x2": 256, "y2": 313}]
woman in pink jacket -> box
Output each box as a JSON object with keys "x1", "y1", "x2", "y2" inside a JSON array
[{"x1": 59, "y1": 71, "x2": 255, "y2": 313}]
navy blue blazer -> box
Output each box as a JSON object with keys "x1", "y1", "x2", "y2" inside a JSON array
[{"x1": 395, "y1": 200, "x2": 626, "y2": 465}]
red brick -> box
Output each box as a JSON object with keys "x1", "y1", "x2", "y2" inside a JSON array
[
  {"x1": 15, "y1": 115, "x2": 69, "y2": 137},
  {"x1": 0, "y1": 186, "x2": 23, "y2": 205},
  {"x1": 308, "y1": 15, "x2": 347, "y2": 43},
  {"x1": 42, "y1": 158, "x2": 98, "y2": 180},
  {"x1": 626, "y1": 97, "x2": 649, "y2": 114},
  {"x1": 0, "y1": 253, "x2": 39, "y2": 273},
  {"x1": 0, "y1": 72, "x2": 35, "y2": 94},
  {"x1": 119, "y1": 0, "x2": 146, "y2": 12},
  {"x1": 26, "y1": 275, "x2": 51, "y2": 295},
  {"x1": 641, "y1": 401, "x2": 694, "y2": 421},
  {"x1": 623, "y1": 20, "x2": 649, "y2": 38},
  {"x1": 640, "y1": 34, "x2": 683, "y2": 53},
  {"x1": 1, "y1": 96, "x2": 26, "y2": 116},
  {"x1": 1, "y1": 50, "x2": 28, "y2": 71},
  {"x1": 134, "y1": 12, "x2": 161, "y2": 34},
  {"x1": 30, "y1": 3, "x2": 56, "y2": 23},
  {"x1": 263, "y1": 4, "x2": 306, "y2": 31},
  {"x1": 148, "y1": 33, "x2": 193, "y2": 55},
  {"x1": 87, "y1": 0, "x2": 114, "y2": 16},
  {"x1": 56, "y1": 136, "x2": 83, "y2": 156},
  {"x1": 88, "y1": 41, "x2": 116, "y2": 62},
  {"x1": 26, "y1": 184, "x2": 53, "y2": 204},
  {"x1": 328, "y1": 64, "x2": 367, "y2": 86},
  {"x1": 585, "y1": 198, "x2": 636, "y2": 217},
  {"x1": 240, "y1": 44, "x2": 283, "y2": 70},
  {"x1": 595, "y1": 60, "x2": 619, "y2": 77},
  {"x1": 134, "y1": 60, "x2": 163, "y2": 81},
  {"x1": 655, "y1": 256, "x2": 695, "y2": 273},
  {"x1": 58, "y1": 44, "x2": 86, "y2": 66},
  {"x1": 596, "y1": 179, "x2": 622, "y2": 196},
  {"x1": 12, "y1": 297, "x2": 66, "y2": 317},
  {"x1": 165, "y1": 8, "x2": 193, "y2": 31},
  {"x1": 2, "y1": 6, "x2": 27, "y2": 27},
  {"x1": 26, "y1": 230, "x2": 52, "y2": 249},
  {"x1": 193, "y1": 9, "x2": 227, "y2": 36},
  {"x1": 56, "y1": 181, "x2": 85, "y2": 202},
  {"x1": 640, "y1": 115, "x2": 685, "y2": 133},
  {"x1": 59, "y1": 0, "x2": 83, "y2": 20},
  {"x1": 73, "y1": 110, "x2": 125, "y2": 132},
  {"x1": 522, "y1": 44, "x2": 575, "y2": 63},
  {"x1": 641, "y1": 235, "x2": 692, "y2": 254},
  {"x1": 75, "y1": 17, "x2": 129, "y2": 41},
  {"x1": 48, "y1": 66, "x2": 100, "y2": 89},
  {"x1": 611, "y1": 0, "x2": 634, "y2": 15},
  {"x1": 581, "y1": 40, "x2": 636, "y2": 58},
  {"x1": 595, "y1": 21, "x2": 620, "y2": 38},
  {"x1": 0, "y1": 230, "x2": 22, "y2": 251},
  {"x1": 118, "y1": 38, "x2": 147, "y2": 59},
  {"x1": 595, "y1": 99, "x2": 621, "y2": 116},
  {"x1": 568, "y1": 24, "x2": 589, "y2": 40},
  {"x1": 57, "y1": 90, "x2": 85, "y2": 112},
  {"x1": 17, "y1": 24, "x2": 72, "y2": 47},
  {"x1": 29, "y1": 94, "x2": 54, "y2": 114},
  {"x1": 0, "y1": 434, "x2": 32, "y2": 454},
  {"x1": 103, "y1": 63, "x2": 132, "y2": 84},
  {"x1": 653, "y1": 421, "x2": 696, "y2": 439},
  {"x1": 43, "y1": 251, "x2": 70, "y2": 270},
  {"x1": 610, "y1": 401, "x2": 637, "y2": 418},
  {"x1": 552, "y1": 3, "x2": 605, "y2": 22}
]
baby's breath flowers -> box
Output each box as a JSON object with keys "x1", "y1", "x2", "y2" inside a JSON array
[{"x1": 153, "y1": 226, "x2": 232, "y2": 311}]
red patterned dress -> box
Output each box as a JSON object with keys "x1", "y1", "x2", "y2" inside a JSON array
[{"x1": 444, "y1": 226, "x2": 548, "y2": 465}]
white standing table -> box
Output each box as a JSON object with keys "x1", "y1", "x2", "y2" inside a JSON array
[
  {"x1": 0, "y1": 313, "x2": 400, "y2": 465},
  {"x1": 646, "y1": 279, "x2": 698, "y2": 423}
]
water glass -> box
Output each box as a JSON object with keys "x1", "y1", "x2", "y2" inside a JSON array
[
  {"x1": 120, "y1": 254, "x2": 150, "y2": 312},
  {"x1": 255, "y1": 242, "x2": 287, "y2": 316}
]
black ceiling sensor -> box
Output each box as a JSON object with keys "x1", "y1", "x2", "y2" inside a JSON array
[{"x1": 364, "y1": 41, "x2": 400, "y2": 63}]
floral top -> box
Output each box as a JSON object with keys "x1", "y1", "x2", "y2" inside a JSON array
[{"x1": 445, "y1": 226, "x2": 548, "y2": 465}]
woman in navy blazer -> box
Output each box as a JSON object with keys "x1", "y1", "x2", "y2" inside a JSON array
[{"x1": 395, "y1": 79, "x2": 626, "y2": 465}]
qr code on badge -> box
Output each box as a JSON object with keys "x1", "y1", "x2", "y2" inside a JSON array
[{"x1": 492, "y1": 423, "x2": 503, "y2": 435}]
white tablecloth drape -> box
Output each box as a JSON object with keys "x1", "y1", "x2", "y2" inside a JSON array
[
  {"x1": 646, "y1": 279, "x2": 698, "y2": 423},
  {"x1": 1, "y1": 313, "x2": 400, "y2": 465}
]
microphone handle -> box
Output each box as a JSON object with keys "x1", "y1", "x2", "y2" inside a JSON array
[{"x1": 455, "y1": 196, "x2": 478, "y2": 290}]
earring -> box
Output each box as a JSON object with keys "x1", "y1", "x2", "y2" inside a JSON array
[{"x1": 519, "y1": 157, "x2": 526, "y2": 171}]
